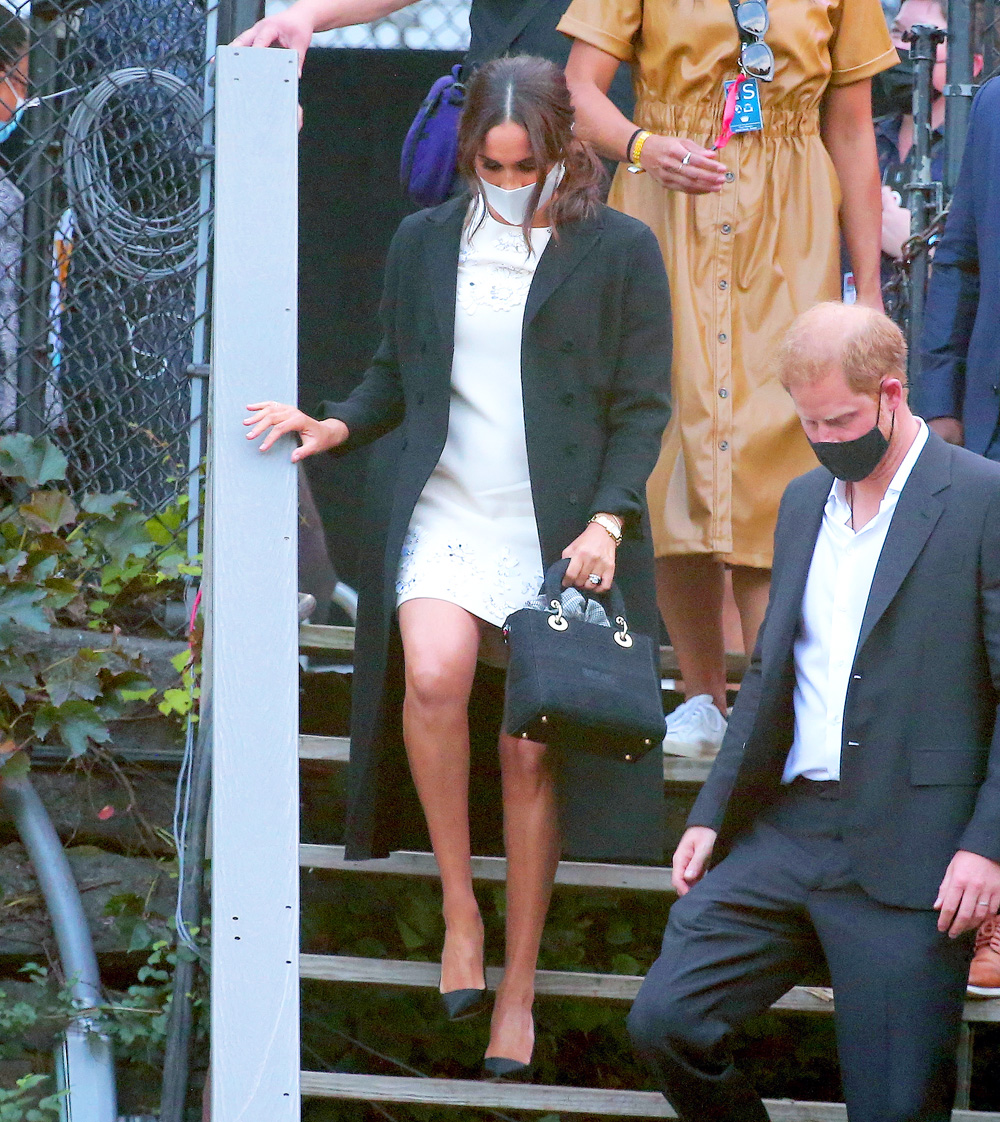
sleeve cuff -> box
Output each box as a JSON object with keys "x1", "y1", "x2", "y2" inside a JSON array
[
  {"x1": 829, "y1": 45, "x2": 899, "y2": 87},
  {"x1": 556, "y1": 13, "x2": 636, "y2": 63}
]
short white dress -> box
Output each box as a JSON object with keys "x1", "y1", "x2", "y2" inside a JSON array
[{"x1": 395, "y1": 203, "x2": 550, "y2": 628}]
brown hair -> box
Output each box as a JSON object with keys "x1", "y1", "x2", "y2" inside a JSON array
[
  {"x1": 457, "y1": 55, "x2": 604, "y2": 246},
  {"x1": 774, "y1": 302, "x2": 908, "y2": 395}
]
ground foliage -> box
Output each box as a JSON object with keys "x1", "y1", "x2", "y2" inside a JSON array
[{"x1": 0, "y1": 433, "x2": 198, "y2": 773}]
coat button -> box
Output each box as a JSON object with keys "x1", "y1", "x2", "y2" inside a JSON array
[
  {"x1": 564, "y1": 443, "x2": 578, "y2": 457},
  {"x1": 719, "y1": 440, "x2": 729, "y2": 451},
  {"x1": 725, "y1": 171, "x2": 735, "y2": 182},
  {"x1": 561, "y1": 392, "x2": 575, "y2": 406},
  {"x1": 993, "y1": 385, "x2": 999, "y2": 395},
  {"x1": 719, "y1": 279, "x2": 728, "y2": 291},
  {"x1": 721, "y1": 223, "x2": 731, "y2": 234},
  {"x1": 560, "y1": 340, "x2": 575, "y2": 354},
  {"x1": 416, "y1": 393, "x2": 424, "y2": 405},
  {"x1": 718, "y1": 332, "x2": 727, "y2": 342},
  {"x1": 420, "y1": 342, "x2": 427, "y2": 354},
  {"x1": 568, "y1": 492, "x2": 579, "y2": 505},
  {"x1": 719, "y1": 388, "x2": 728, "y2": 398},
  {"x1": 401, "y1": 438, "x2": 408, "y2": 451}
]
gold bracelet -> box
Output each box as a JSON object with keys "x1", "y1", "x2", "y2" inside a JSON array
[
  {"x1": 628, "y1": 130, "x2": 651, "y2": 171},
  {"x1": 589, "y1": 513, "x2": 623, "y2": 547}
]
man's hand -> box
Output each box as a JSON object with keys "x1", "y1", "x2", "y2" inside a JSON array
[
  {"x1": 671, "y1": 826, "x2": 717, "y2": 896},
  {"x1": 928, "y1": 416, "x2": 964, "y2": 446},
  {"x1": 934, "y1": 850, "x2": 1000, "y2": 937},
  {"x1": 881, "y1": 185, "x2": 911, "y2": 261},
  {"x1": 244, "y1": 401, "x2": 348, "y2": 462}
]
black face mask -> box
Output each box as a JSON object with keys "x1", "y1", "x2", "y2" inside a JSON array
[
  {"x1": 809, "y1": 400, "x2": 895, "y2": 483},
  {"x1": 873, "y1": 48, "x2": 916, "y2": 117}
]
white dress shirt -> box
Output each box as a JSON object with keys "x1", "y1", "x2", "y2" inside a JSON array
[{"x1": 782, "y1": 420, "x2": 928, "y2": 783}]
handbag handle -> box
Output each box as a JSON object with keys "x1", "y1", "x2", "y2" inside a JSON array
[{"x1": 540, "y1": 560, "x2": 634, "y2": 648}]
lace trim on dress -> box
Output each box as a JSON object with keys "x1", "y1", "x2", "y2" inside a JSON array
[{"x1": 396, "y1": 526, "x2": 544, "y2": 627}]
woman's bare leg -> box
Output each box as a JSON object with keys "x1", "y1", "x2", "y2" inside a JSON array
[
  {"x1": 730, "y1": 564, "x2": 771, "y2": 657},
  {"x1": 397, "y1": 598, "x2": 485, "y2": 994},
  {"x1": 487, "y1": 729, "x2": 560, "y2": 1064},
  {"x1": 655, "y1": 554, "x2": 727, "y2": 714}
]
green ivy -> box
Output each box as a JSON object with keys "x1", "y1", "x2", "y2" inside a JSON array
[
  {"x1": 0, "y1": 433, "x2": 200, "y2": 769},
  {"x1": 0, "y1": 1075, "x2": 64, "y2": 1122}
]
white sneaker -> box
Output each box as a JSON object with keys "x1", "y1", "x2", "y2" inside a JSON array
[{"x1": 662, "y1": 694, "x2": 727, "y2": 759}]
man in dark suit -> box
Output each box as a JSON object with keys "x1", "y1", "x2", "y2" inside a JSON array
[
  {"x1": 628, "y1": 302, "x2": 1000, "y2": 1122},
  {"x1": 920, "y1": 76, "x2": 1000, "y2": 459}
]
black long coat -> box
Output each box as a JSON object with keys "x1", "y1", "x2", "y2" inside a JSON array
[{"x1": 323, "y1": 194, "x2": 672, "y2": 861}]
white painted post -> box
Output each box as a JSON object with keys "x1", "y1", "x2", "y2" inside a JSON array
[{"x1": 208, "y1": 45, "x2": 300, "y2": 1122}]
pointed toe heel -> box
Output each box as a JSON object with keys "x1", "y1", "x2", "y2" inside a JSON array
[
  {"x1": 482, "y1": 1056, "x2": 533, "y2": 1081},
  {"x1": 440, "y1": 986, "x2": 488, "y2": 1022}
]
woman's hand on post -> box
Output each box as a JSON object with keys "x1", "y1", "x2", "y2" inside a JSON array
[
  {"x1": 561, "y1": 521, "x2": 618, "y2": 592},
  {"x1": 231, "y1": 7, "x2": 317, "y2": 69},
  {"x1": 639, "y1": 135, "x2": 727, "y2": 195},
  {"x1": 244, "y1": 401, "x2": 348, "y2": 462}
]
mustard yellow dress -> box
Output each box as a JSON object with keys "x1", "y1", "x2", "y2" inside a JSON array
[{"x1": 558, "y1": 0, "x2": 896, "y2": 567}]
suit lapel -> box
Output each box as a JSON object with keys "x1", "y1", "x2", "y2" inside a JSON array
[
  {"x1": 524, "y1": 214, "x2": 603, "y2": 327},
  {"x1": 856, "y1": 432, "x2": 951, "y2": 654}
]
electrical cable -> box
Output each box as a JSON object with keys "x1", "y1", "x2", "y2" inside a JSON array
[{"x1": 64, "y1": 68, "x2": 204, "y2": 281}]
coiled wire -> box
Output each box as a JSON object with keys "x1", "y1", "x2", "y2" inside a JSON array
[{"x1": 64, "y1": 68, "x2": 203, "y2": 281}]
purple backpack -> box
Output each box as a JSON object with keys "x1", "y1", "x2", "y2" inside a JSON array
[
  {"x1": 398, "y1": 0, "x2": 551, "y2": 209},
  {"x1": 399, "y1": 65, "x2": 466, "y2": 209}
]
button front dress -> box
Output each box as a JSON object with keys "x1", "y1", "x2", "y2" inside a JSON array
[
  {"x1": 558, "y1": 0, "x2": 896, "y2": 568},
  {"x1": 396, "y1": 203, "x2": 549, "y2": 626}
]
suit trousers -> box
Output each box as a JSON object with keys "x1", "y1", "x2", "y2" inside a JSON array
[{"x1": 627, "y1": 781, "x2": 975, "y2": 1122}]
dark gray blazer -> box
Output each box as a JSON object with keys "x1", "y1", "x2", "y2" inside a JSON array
[
  {"x1": 689, "y1": 432, "x2": 1000, "y2": 909},
  {"x1": 323, "y1": 194, "x2": 672, "y2": 862}
]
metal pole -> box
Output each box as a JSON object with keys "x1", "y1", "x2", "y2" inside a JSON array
[
  {"x1": 209, "y1": 45, "x2": 300, "y2": 1122},
  {"x1": 943, "y1": 0, "x2": 975, "y2": 196},
  {"x1": 1, "y1": 774, "x2": 117, "y2": 1122},
  {"x1": 903, "y1": 24, "x2": 947, "y2": 388}
]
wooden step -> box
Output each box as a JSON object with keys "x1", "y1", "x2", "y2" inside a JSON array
[
  {"x1": 298, "y1": 734, "x2": 713, "y2": 784},
  {"x1": 299, "y1": 953, "x2": 1000, "y2": 1024},
  {"x1": 298, "y1": 623, "x2": 750, "y2": 683},
  {"x1": 299, "y1": 1071, "x2": 1000, "y2": 1119},
  {"x1": 300, "y1": 843, "x2": 673, "y2": 892}
]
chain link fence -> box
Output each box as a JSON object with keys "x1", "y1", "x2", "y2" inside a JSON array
[
  {"x1": 264, "y1": 0, "x2": 470, "y2": 51},
  {"x1": 1, "y1": 0, "x2": 212, "y2": 517}
]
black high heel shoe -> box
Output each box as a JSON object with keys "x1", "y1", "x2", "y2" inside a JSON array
[
  {"x1": 482, "y1": 1056, "x2": 533, "y2": 1081},
  {"x1": 439, "y1": 984, "x2": 489, "y2": 1021}
]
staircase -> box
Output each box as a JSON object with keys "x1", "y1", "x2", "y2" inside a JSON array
[{"x1": 296, "y1": 625, "x2": 1000, "y2": 1120}]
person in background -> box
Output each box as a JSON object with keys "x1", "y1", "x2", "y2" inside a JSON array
[
  {"x1": 629, "y1": 302, "x2": 1000, "y2": 1121},
  {"x1": 0, "y1": 9, "x2": 27, "y2": 431},
  {"x1": 876, "y1": 0, "x2": 979, "y2": 280},
  {"x1": 560, "y1": 0, "x2": 896, "y2": 760},
  {"x1": 919, "y1": 77, "x2": 1000, "y2": 460},
  {"x1": 245, "y1": 56, "x2": 671, "y2": 1076}
]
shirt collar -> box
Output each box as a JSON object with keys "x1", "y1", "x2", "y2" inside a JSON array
[{"x1": 827, "y1": 418, "x2": 928, "y2": 519}]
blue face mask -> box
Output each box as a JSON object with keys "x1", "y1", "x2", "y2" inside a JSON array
[{"x1": 0, "y1": 79, "x2": 27, "y2": 144}]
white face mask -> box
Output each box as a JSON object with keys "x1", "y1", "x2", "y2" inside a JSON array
[{"x1": 478, "y1": 161, "x2": 565, "y2": 226}]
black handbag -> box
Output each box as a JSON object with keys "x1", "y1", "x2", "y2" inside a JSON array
[{"x1": 501, "y1": 560, "x2": 664, "y2": 763}]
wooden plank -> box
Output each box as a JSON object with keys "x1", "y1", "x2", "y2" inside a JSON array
[
  {"x1": 298, "y1": 954, "x2": 1000, "y2": 1024},
  {"x1": 299, "y1": 1072, "x2": 1000, "y2": 1120},
  {"x1": 300, "y1": 844, "x2": 673, "y2": 892},
  {"x1": 209, "y1": 44, "x2": 301, "y2": 1121},
  {"x1": 297, "y1": 734, "x2": 713, "y2": 783},
  {"x1": 298, "y1": 624, "x2": 749, "y2": 682}
]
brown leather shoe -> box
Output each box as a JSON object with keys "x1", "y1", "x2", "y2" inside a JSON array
[{"x1": 968, "y1": 916, "x2": 1000, "y2": 997}]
